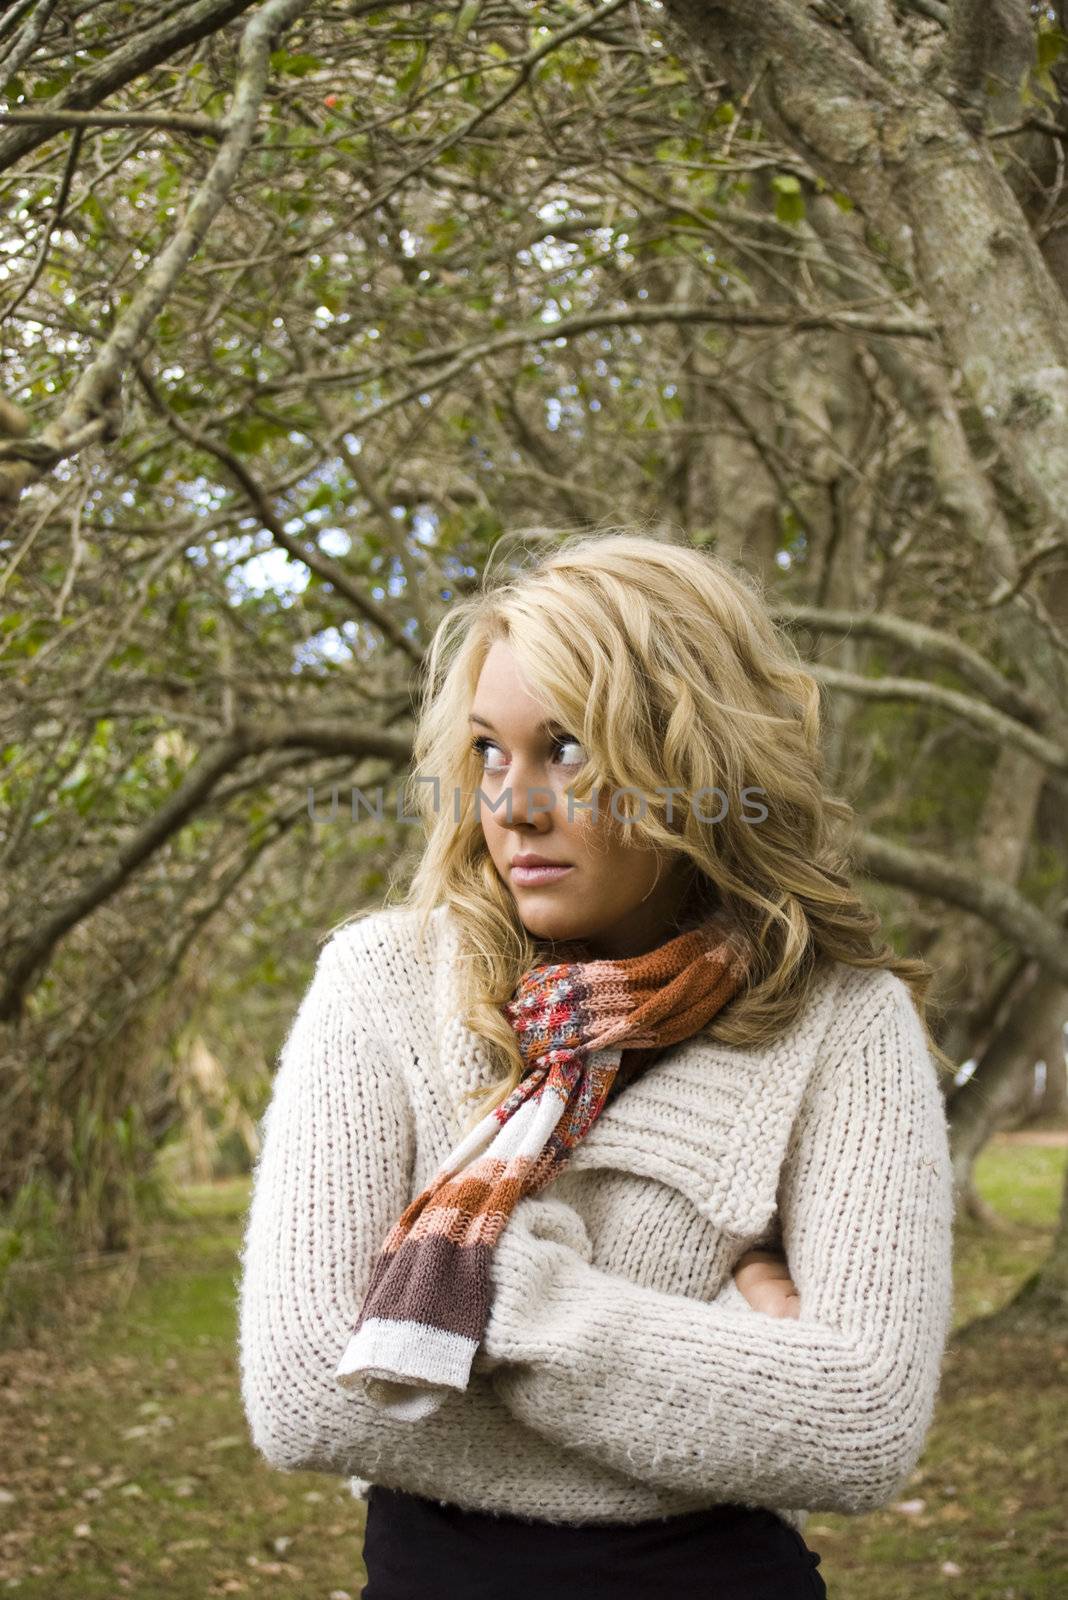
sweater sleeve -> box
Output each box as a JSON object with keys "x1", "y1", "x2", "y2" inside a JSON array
[
  {"x1": 479, "y1": 975, "x2": 956, "y2": 1514},
  {"x1": 237, "y1": 932, "x2": 490, "y2": 1481}
]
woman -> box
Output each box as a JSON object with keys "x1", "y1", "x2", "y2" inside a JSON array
[{"x1": 237, "y1": 531, "x2": 956, "y2": 1599}]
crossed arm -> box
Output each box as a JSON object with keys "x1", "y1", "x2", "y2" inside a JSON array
[{"x1": 476, "y1": 978, "x2": 956, "y2": 1515}]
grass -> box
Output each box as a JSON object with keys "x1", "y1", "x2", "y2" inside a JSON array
[
  {"x1": 0, "y1": 1138, "x2": 1065, "y2": 1598},
  {"x1": 0, "y1": 1181, "x2": 368, "y2": 1598}
]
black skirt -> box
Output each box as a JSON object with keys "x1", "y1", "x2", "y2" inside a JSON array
[{"x1": 361, "y1": 1484, "x2": 829, "y2": 1599}]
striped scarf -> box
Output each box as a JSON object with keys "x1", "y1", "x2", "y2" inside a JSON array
[{"x1": 334, "y1": 909, "x2": 747, "y2": 1420}]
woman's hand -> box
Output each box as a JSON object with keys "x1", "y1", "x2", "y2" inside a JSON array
[{"x1": 732, "y1": 1247, "x2": 800, "y2": 1318}]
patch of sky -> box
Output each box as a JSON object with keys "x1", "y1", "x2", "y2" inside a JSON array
[
  {"x1": 413, "y1": 508, "x2": 438, "y2": 543},
  {"x1": 293, "y1": 626, "x2": 354, "y2": 669},
  {"x1": 186, "y1": 525, "x2": 310, "y2": 602},
  {"x1": 318, "y1": 529, "x2": 352, "y2": 558}
]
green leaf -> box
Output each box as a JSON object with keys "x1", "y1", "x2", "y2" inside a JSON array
[
  {"x1": 396, "y1": 39, "x2": 428, "y2": 95},
  {"x1": 156, "y1": 167, "x2": 181, "y2": 203},
  {"x1": 269, "y1": 49, "x2": 322, "y2": 77},
  {"x1": 426, "y1": 215, "x2": 459, "y2": 252},
  {"x1": 561, "y1": 54, "x2": 599, "y2": 86},
  {"x1": 454, "y1": 0, "x2": 482, "y2": 36},
  {"x1": 30, "y1": 71, "x2": 72, "y2": 98},
  {"x1": 772, "y1": 173, "x2": 805, "y2": 225},
  {"x1": 1036, "y1": 27, "x2": 1068, "y2": 71}
]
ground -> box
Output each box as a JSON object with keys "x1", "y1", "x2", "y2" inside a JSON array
[{"x1": 0, "y1": 1133, "x2": 1065, "y2": 1599}]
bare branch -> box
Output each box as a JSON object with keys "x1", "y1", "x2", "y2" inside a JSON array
[
  {"x1": 0, "y1": 110, "x2": 227, "y2": 139},
  {"x1": 855, "y1": 829, "x2": 1068, "y2": 981},
  {"x1": 773, "y1": 601, "x2": 1049, "y2": 726},
  {"x1": 137, "y1": 370, "x2": 424, "y2": 664},
  {"x1": 946, "y1": 0, "x2": 1034, "y2": 110},
  {"x1": 0, "y1": 0, "x2": 315, "y2": 513},
  {"x1": 0, "y1": 720, "x2": 413, "y2": 1022},
  {"x1": 811, "y1": 661, "x2": 1068, "y2": 774},
  {"x1": 0, "y1": 0, "x2": 260, "y2": 173}
]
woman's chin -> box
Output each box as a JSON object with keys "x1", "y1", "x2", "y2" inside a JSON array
[{"x1": 513, "y1": 900, "x2": 590, "y2": 945}]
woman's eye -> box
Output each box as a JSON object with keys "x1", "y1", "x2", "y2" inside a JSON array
[
  {"x1": 553, "y1": 738, "x2": 585, "y2": 767},
  {"x1": 471, "y1": 736, "x2": 507, "y2": 771},
  {"x1": 469, "y1": 734, "x2": 584, "y2": 771}
]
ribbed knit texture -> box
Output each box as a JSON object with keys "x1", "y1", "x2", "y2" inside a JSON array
[
  {"x1": 237, "y1": 903, "x2": 955, "y2": 1535},
  {"x1": 335, "y1": 912, "x2": 747, "y2": 1420}
]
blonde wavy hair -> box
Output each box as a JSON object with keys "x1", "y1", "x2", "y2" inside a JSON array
[{"x1": 367, "y1": 528, "x2": 951, "y2": 1133}]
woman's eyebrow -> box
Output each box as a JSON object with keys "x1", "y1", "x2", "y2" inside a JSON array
[{"x1": 469, "y1": 712, "x2": 561, "y2": 734}]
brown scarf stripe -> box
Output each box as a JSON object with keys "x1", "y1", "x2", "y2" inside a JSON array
[{"x1": 357, "y1": 1233, "x2": 493, "y2": 1343}]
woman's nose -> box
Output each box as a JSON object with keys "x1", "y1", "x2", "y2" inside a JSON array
[{"x1": 498, "y1": 759, "x2": 555, "y2": 826}]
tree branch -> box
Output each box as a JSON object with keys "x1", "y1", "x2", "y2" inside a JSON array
[
  {"x1": 0, "y1": 720, "x2": 414, "y2": 1023},
  {"x1": 0, "y1": 0, "x2": 315, "y2": 515},
  {"x1": 0, "y1": 110, "x2": 227, "y2": 138},
  {"x1": 772, "y1": 601, "x2": 1049, "y2": 727},
  {"x1": 136, "y1": 370, "x2": 424, "y2": 665},
  {"x1": 0, "y1": 0, "x2": 260, "y2": 173},
  {"x1": 811, "y1": 661, "x2": 1068, "y2": 775},
  {"x1": 854, "y1": 829, "x2": 1068, "y2": 982}
]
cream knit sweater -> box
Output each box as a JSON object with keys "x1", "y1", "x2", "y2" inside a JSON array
[{"x1": 237, "y1": 903, "x2": 956, "y2": 1536}]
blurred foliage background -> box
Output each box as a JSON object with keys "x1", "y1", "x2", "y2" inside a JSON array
[{"x1": 0, "y1": 2, "x2": 1067, "y2": 1560}]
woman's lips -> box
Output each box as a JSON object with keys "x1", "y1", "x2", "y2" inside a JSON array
[{"x1": 510, "y1": 864, "x2": 574, "y2": 887}]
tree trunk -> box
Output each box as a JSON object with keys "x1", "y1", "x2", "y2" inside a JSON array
[
  {"x1": 1023, "y1": 1015, "x2": 1068, "y2": 1123},
  {"x1": 948, "y1": 960, "x2": 1068, "y2": 1225},
  {"x1": 925, "y1": 743, "x2": 1048, "y2": 1066},
  {"x1": 661, "y1": 0, "x2": 1068, "y2": 527}
]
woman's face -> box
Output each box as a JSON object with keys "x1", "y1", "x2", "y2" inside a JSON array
[{"x1": 470, "y1": 639, "x2": 694, "y2": 959}]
